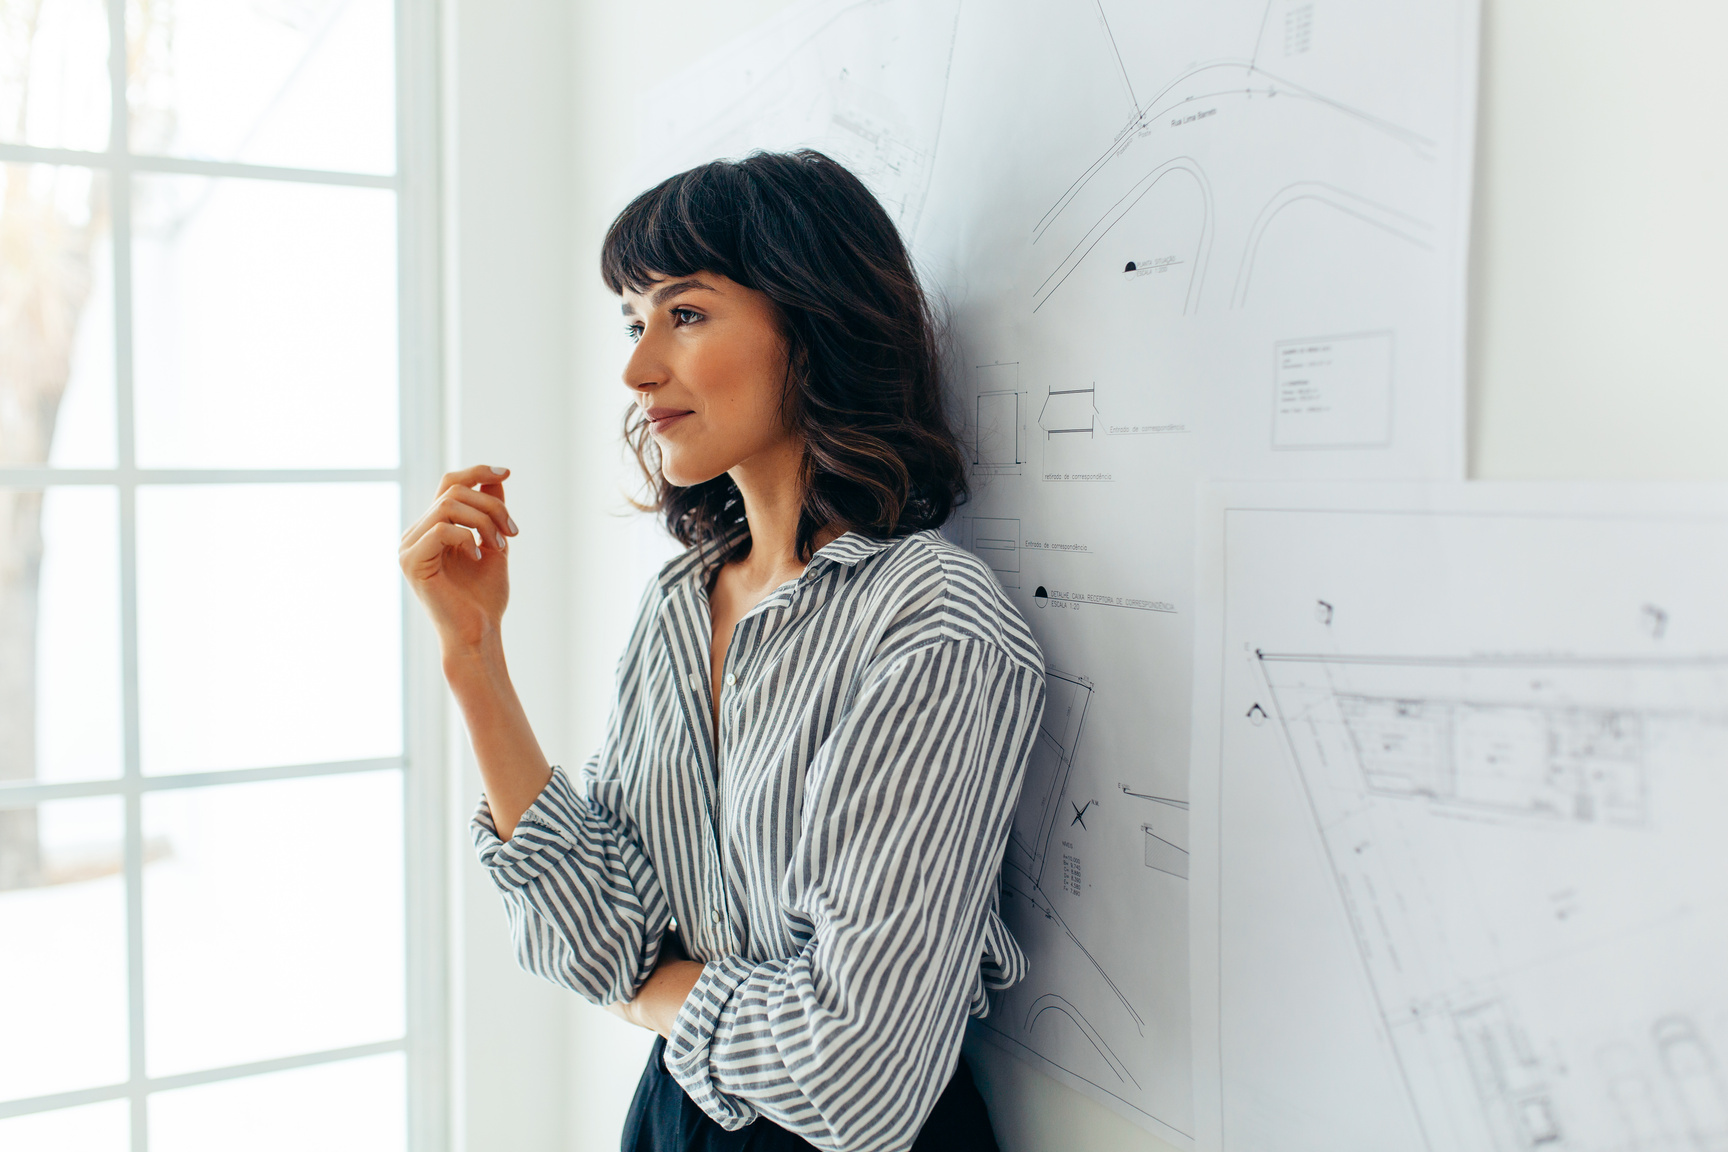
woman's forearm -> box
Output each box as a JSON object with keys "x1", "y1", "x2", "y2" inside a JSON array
[
  {"x1": 443, "y1": 634, "x2": 553, "y2": 839},
  {"x1": 608, "y1": 958, "x2": 706, "y2": 1038}
]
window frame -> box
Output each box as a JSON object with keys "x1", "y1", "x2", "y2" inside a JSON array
[{"x1": 0, "y1": 0, "x2": 448, "y2": 1147}]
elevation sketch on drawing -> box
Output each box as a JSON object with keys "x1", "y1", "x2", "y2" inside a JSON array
[{"x1": 1191, "y1": 484, "x2": 1728, "y2": 1152}]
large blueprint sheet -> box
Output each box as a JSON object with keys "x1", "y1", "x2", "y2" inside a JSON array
[
  {"x1": 1190, "y1": 483, "x2": 1728, "y2": 1152},
  {"x1": 634, "y1": 2, "x2": 1478, "y2": 1141}
]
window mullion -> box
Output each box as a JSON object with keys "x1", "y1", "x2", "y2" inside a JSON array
[
  {"x1": 106, "y1": 0, "x2": 148, "y2": 1146},
  {"x1": 398, "y1": 0, "x2": 450, "y2": 1146}
]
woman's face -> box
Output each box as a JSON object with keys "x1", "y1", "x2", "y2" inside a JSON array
[{"x1": 620, "y1": 271, "x2": 795, "y2": 488}]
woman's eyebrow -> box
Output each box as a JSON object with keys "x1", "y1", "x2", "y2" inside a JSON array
[
  {"x1": 620, "y1": 278, "x2": 717, "y2": 316},
  {"x1": 650, "y1": 278, "x2": 715, "y2": 306}
]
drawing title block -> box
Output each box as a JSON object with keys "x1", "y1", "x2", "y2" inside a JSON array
[{"x1": 1272, "y1": 331, "x2": 1394, "y2": 450}]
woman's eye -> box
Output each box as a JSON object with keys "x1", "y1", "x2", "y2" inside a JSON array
[
  {"x1": 672, "y1": 308, "x2": 703, "y2": 326},
  {"x1": 624, "y1": 323, "x2": 642, "y2": 342}
]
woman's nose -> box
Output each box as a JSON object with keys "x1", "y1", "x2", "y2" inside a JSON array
[{"x1": 622, "y1": 335, "x2": 667, "y2": 393}]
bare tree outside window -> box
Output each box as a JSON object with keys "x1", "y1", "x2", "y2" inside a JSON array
[{"x1": 1, "y1": 0, "x2": 111, "y2": 888}]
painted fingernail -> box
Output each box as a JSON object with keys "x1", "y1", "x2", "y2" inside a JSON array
[
  {"x1": 473, "y1": 545, "x2": 483, "y2": 560},
  {"x1": 507, "y1": 517, "x2": 519, "y2": 535},
  {"x1": 490, "y1": 465, "x2": 508, "y2": 475},
  {"x1": 496, "y1": 533, "x2": 507, "y2": 550}
]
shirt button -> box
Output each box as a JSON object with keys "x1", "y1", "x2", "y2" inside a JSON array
[
  {"x1": 711, "y1": 909, "x2": 722, "y2": 923},
  {"x1": 723, "y1": 673, "x2": 736, "y2": 687}
]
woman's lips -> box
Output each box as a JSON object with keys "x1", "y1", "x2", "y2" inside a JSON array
[{"x1": 645, "y1": 407, "x2": 693, "y2": 433}]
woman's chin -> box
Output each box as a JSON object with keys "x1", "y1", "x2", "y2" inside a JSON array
[{"x1": 662, "y1": 461, "x2": 726, "y2": 489}]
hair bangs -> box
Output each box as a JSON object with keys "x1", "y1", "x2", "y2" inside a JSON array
[{"x1": 600, "y1": 166, "x2": 746, "y2": 295}]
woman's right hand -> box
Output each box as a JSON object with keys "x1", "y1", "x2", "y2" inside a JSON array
[{"x1": 399, "y1": 464, "x2": 519, "y2": 655}]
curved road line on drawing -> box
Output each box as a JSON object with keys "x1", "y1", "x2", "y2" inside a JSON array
[
  {"x1": 1026, "y1": 993, "x2": 1141, "y2": 1089},
  {"x1": 1230, "y1": 181, "x2": 1433, "y2": 308},
  {"x1": 1032, "y1": 158, "x2": 1214, "y2": 315}
]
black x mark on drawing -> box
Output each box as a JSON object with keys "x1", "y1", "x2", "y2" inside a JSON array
[{"x1": 1070, "y1": 799, "x2": 1096, "y2": 829}]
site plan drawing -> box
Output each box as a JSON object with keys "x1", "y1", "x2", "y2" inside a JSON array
[
  {"x1": 634, "y1": 1, "x2": 1479, "y2": 1140},
  {"x1": 1190, "y1": 483, "x2": 1728, "y2": 1152}
]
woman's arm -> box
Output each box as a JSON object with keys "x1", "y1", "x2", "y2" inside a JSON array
[
  {"x1": 403, "y1": 465, "x2": 671, "y2": 1004},
  {"x1": 442, "y1": 639, "x2": 552, "y2": 840},
  {"x1": 607, "y1": 956, "x2": 705, "y2": 1037},
  {"x1": 399, "y1": 463, "x2": 552, "y2": 837}
]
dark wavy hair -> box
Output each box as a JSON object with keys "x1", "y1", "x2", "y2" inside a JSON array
[{"x1": 600, "y1": 149, "x2": 967, "y2": 566}]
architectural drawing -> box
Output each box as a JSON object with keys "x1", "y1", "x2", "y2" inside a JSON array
[
  {"x1": 1257, "y1": 653, "x2": 1728, "y2": 1152},
  {"x1": 637, "y1": 0, "x2": 1479, "y2": 1141},
  {"x1": 1191, "y1": 486, "x2": 1728, "y2": 1152}
]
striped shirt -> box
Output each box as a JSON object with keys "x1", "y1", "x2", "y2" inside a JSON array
[{"x1": 472, "y1": 527, "x2": 1046, "y2": 1152}]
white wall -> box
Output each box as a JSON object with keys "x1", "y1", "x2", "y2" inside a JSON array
[
  {"x1": 442, "y1": 2, "x2": 577, "y2": 1149},
  {"x1": 447, "y1": 1, "x2": 1728, "y2": 1150},
  {"x1": 1470, "y1": 0, "x2": 1728, "y2": 482}
]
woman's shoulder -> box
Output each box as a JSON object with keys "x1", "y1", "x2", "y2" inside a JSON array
[{"x1": 859, "y1": 528, "x2": 1045, "y2": 674}]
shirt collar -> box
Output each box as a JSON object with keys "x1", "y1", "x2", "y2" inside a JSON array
[
  {"x1": 655, "y1": 521, "x2": 747, "y2": 594},
  {"x1": 657, "y1": 525, "x2": 905, "y2": 596},
  {"x1": 803, "y1": 530, "x2": 900, "y2": 574}
]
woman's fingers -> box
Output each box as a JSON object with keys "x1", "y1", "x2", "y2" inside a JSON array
[
  {"x1": 429, "y1": 484, "x2": 515, "y2": 544},
  {"x1": 401, "y1": 521, "x2": 487, "y2": 579},
  {"x1": 427, "y1": 467, "x2": 518, "y2": 538},
  {"x1": 438, "y1": 464, "x2": 510, "y2": 498},
  {"x1": 403, "y1": 488, "x2": 516, "y2": 549},
  {"x1": 406, "y1": 492, "x2": 507, "y2": 551}
]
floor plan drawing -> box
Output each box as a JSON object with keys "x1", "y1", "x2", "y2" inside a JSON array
[
  {"x1": 1190, "y1": 484, "x2": 1728, "y2": 1152},
  {"x1": 1259, "y1": 653, "x2": 1727, "y2": 1152}
]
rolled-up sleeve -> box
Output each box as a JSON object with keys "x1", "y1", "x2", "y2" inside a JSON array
[
  {"x1": 662, "y1": 638, "x2": 1045, "y2": 1152},
  {"x1": 469, "y1": 576, "x2": 672, "y2": 1005},
  {"x1": 471, "y1": 764, "x2": 671, "y2": 1005}
]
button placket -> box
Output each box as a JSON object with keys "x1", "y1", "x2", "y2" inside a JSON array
[{"x1": 711, "y1": 616, "x2": 755, "y2": 953}]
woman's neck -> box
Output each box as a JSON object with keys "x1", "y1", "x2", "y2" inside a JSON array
[{"x1": 726, "y1": 435, "x2": 843, "y2": 592}]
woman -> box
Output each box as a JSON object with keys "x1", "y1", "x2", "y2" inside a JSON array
[{"x1": 399, "y1": 150, "x2": 1046, "y2": 1152}]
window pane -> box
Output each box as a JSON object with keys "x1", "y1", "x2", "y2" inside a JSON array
[
  {"x1": 0, "y1": 0, "x2": 110, "y2": 152},
  {"x1": 1, "y1": 487, "x2": 122, "y2": 786},
  {"x1": 0, "y1": 164, "x2": 116, "y2": 468},
  {"x1": 136, "y1": 483, "x2": 401, "y2": 776},
  {"x1": 151, "y1": 1053, "x2": 404, "y2": 1152},
  {"x1": 0, "y1": 796, "x2": 127, "y2": 1102},
  {"x1": 131, "y1": 176, "x2": 398, "y2": 469},
  {"x1": 128, "y1": 0, "x2": 394, "y2": 175},
  {"x1": 0, "y1": 1098, "x2": 129, "y2": 1151},
  {"x1": 143, "y1": 772, "x2": 404, "y2": 1077}
]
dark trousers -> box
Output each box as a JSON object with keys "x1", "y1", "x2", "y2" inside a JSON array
[{"x1": 622, "y1": 1034, "x2": 1000, "y2": 1152}]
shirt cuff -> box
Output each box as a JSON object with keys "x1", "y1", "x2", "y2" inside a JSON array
[
  {"x1": 470, "y1": 764, "x2": 582, "y2": 888},
  {"x1": 662, "y1": 954, "x2": 761, "y2": 1130}
]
